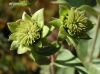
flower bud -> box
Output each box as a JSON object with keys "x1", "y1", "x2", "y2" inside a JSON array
[{"x1": 63, "y1": 7, "x2": 93, "y2": 38}]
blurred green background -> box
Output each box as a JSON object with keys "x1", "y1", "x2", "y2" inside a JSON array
[{"x1": 0, "y1": 0, "x2": 99, "y2": 74}]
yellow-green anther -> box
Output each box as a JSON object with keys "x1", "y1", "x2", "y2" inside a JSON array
[
  {"x1": 63, "y1": 7, "x2": 92, "y2": 38},
  {"x1": 11, "y1": 20, "x2": 41, "y2": 46}
]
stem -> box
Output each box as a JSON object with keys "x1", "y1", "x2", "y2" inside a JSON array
[
  {"x1": 50, "y1": 55, "x2": 55, "y2": 74},
  {"x1": 89, "y1": 16, "x2": 100, "y2": 62}
]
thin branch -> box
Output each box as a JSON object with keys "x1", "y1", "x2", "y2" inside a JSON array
[
  {"x1": 50, "y1": 55, "x2": 55, "y2": 74},
  {"x1": 89, "y1": 16, "x2": 100, "y2": 62}
]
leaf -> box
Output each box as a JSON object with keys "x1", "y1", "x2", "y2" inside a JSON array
[
  {"x1": 7, "y1": 22, "x2": 19, "y2": 33},
  {"x1": 85, "y1": 63, "x2": 100, "y2": 74},
  {"x1": 17, "y1": 45, "x2": 30, "y2": 54},
  {"x1": 79, "y1": 33, "x2": 91, "y2": 39},
  {"x1": 77, "y1": 40, "x2": 89, "y2": 61},
  {"x1": 30, "y1": 49, "x2": 50, "y2": 65},
  {"x1": 22, "y1": 12, "x2": 31, "y2": 21},
  {"x1": 58, "y1": 0, "x2": 96, "y2": 7},
  {"x1": 42, "y1": 25, "x2": 49, "y2": 38},
  {"x1": 56, "y1": 48, "x2": 75, "y2": 61},
  {"x1": 56, "y1": 67, "x2": 75, "y2": 74},
  {"x1": 76, "y1": 66, "x2": 87, "y2": 74},
  {"x1": 77, "y1": 5, "x2": 99, "y2": 17},
  {"x1": 49, "y1": 18, "x2": 62, "y2": 28},
  {"x1": 32, "y1": 9, "x2": 44, "y2": 28}
]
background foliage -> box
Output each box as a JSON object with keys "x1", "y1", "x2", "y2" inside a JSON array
[{"x1": 0, "y1": 0, "x2": 100, "y2": 74}]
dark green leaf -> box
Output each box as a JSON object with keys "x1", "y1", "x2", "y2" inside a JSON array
[
  {"x1": 30, "y1": 49, "x2": 50, "y2": 65},
  {"x1": 35, "y1": 43, "x2": 60, "y2": 56},
  {"x1": 79, "y1": 33, "x2": 91, "y2": 39}
]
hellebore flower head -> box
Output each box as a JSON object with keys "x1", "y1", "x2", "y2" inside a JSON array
[
  {"x1": 63, "y1": 7, "x2": 93, "y2": 38},
  {"x1": 8, "y1": 9, "x2": 45, "y2": 54},
  {"x1": 14, "y1": 20, "x2": 41, "y2": 46}
]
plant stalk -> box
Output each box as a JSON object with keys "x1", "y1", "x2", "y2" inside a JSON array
[
  {"x1": 50, "y1": 55, "x2": 55, "y2": 74},
  {"x1": 88, "y1": 16, "x2": 100, "y2": 62}
]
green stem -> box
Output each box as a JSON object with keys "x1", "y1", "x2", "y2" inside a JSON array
[{"x1": 88, "y1": 16, "x2": 100, "y2": 62}]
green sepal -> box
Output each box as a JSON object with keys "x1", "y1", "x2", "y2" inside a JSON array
[
  {"x1": 7, "y1": 21, "x2": 19, "y2": 33},
  {"x1": 9, "y1": 33, "x2": 17, "y2": 41},
  {"x1": 58, "y1": 26, "x2": 67, "y2": 41},
  {"x1": 78, "y1": 33, "x2": 91, "y2": 40},
  {"x1": 10, "y1": 41, "x2": 19, "y2": 50},
  {"x1": 35, "y1": 40, "x2": 42, "y2": 48},
  {"x1": 17, "y1": 45, "x2": 31, "y2": 54},
  {"x1": 42, "y1": 25, "x2": 49, "y2": 38},
  {"x1": 31, "y1": 8, "x2": 44, "y2": 28},
  {"x1": 49, "y1": 18, "x2": 62, "y2": 28},
  {"x1": 22, "y1": 12, "x2": 31, "y2": 21}
]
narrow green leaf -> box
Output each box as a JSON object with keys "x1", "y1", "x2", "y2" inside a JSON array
[{"x1": 31, "y1": 9, "x2": 44, "y2": 28}]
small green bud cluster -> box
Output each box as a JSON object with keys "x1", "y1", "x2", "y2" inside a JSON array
[{"x1": 63, "y1": 7, "x2": 93, "y2": 38}]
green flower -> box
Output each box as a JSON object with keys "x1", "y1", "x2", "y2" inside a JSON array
[
  {"x1": 8, "y1": 9, "x2": 49, "y2": 54},
  {"x1": 63, "y1": 7, "x2": 93, "y2": 38},
  {"x1": 12, "y1": 20, "x2": 41, "y2": 46}
]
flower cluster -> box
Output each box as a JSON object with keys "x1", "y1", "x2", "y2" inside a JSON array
[
  {"x1": 8, "y1": 9, "x2": 44, "y2": 54},
  {"x1": 12, "y1": 20, "x2": 41, "y2": 46},
  {"x1": 63, "y1": 7, "x2": 93, "y2": 38}
]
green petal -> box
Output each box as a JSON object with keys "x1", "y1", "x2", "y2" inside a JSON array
[
  {"x1": 10, "y1": 41, "x2": 19, "y2": 50},
  {"x1": 9, "y1": 33, "x2": 17, "y2": 41},
  {"x1": 7, "y1": 21, "x2": 19, "y2": 33},
  {"x1": 42, "y1": 25, "x2": 49, "y2": 38},
  {"x1": 31, "y1": 8, "x2": 44, "y2": 28}
]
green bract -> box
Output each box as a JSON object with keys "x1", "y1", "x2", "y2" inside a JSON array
[
  {"x1": 8, "y1": 9, "x2": 46, "y2": 54},
  {"x1": 63, "y1": 7, "x2": 93, "y2": 38}
]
